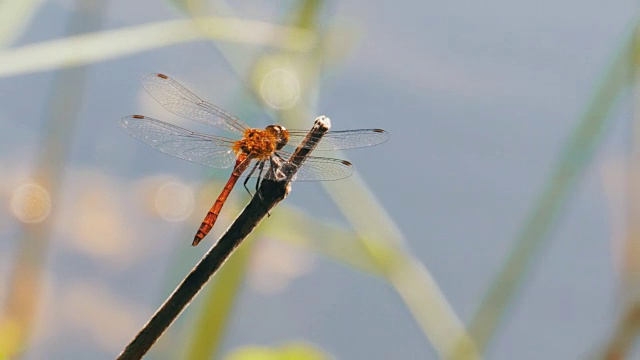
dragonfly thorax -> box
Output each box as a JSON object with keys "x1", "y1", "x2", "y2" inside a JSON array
[{"x1": 233, "y1": 125, "x2": 290, "y2": 159}]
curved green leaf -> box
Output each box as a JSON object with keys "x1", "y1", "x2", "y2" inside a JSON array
[{"x1": 0, "y1": 17, "x2": 315, "y2": 78}]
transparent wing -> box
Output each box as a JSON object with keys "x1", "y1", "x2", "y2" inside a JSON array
[
  {"x1": 120, "y1": 115, "x2": 238, "y2": 169},
  {"x1": 242, "y1": 152, "x2": 354, "y2": 181},
  {"x1": 141, "y1": 73, "x2": 249, "y2": 135},
  {"x1": 284, "y1": 128, "x2": 390, "y2": 151},
  {"x1": 289, "y1": 155, "x2": 353, "y2": 181}
]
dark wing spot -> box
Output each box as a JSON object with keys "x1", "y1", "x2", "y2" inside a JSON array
[
  {"x1": 132, "y1": 115, "x2": 145, "y2": 119},
  {"x1": 341, "y1": 160, "x2": 352, "y2": 166},
  {"x1": 157, "y1": 73, "x2": 169, "y2": 79},
  {"x1": 373, "y1": 129, "x2": 386, "y2": 133}
]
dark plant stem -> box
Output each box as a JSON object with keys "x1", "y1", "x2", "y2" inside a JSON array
[{"x1": 116, "y1": 116, "x2": 330, "y2": 359}]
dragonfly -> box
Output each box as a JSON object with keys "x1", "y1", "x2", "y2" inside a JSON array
[{"x1": 120, "y1": 73, "x2": 389, "y2": 246}]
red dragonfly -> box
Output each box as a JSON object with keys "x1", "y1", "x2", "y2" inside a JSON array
[{"x1": 121, "y1": 73, "x2": 389, "y2": 246}]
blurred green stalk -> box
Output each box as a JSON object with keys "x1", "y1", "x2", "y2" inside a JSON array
[
  {"x1": 175, "y1": 0, "x2": 480, "y2": 359},
  {"x1": 466, "y1": 20, "x2": 637, "y2": 355},
  {"x1": 1, "y1": 0, "x2": 107, "y2": 358},
  {"x1": 184, "y1": 236, "x2": 256, "y2": 360},
  {"x1": 0, "y1": 0, "x2": 43, "y2": 47},
  {"x1": 177, "y1": 1, "x2": 328, "y2": 359}
]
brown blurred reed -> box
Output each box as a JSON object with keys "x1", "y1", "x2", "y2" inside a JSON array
[{"x1": 1, "y1": 0, "x2": 107, "y2": 358}]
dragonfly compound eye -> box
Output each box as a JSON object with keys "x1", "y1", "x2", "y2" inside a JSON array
[{"x1": 266, "y1": 125, "x2": 289, "y2": 150}]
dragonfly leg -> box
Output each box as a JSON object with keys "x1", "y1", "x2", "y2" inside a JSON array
[
  {"x1": 243, "y1": 161, "x2": 260, "y2": 197},
  {"x1": 256, "y1": 161, "x2": 266, "y2": 194},
  {"x1": 256, "y1": 161, "x2": 268, "y2": 212},
  {"x1": 254, "y1": 161, "x2": 272, "y2": 217},
  {"x1": 269, "y1": 154, "x2": 289, "y2": 181}
]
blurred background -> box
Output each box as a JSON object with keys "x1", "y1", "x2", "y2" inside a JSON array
[{"x1": 0, "y1": 0, "x2": 638, "y2": 359}]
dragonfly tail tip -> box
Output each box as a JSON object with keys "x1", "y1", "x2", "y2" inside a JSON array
[{"x1": 192, "y1": 234, "x2": 203, "y2": 246}]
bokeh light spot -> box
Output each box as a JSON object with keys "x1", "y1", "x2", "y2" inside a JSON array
[
  {"x1": 62, "y1": 281, "x2": 145, "y2": 352},
  {"x1": 260, "y1": 68, "x2": 301, "y2": 109},
  {"x1": 248, "y1": 239, "x2": 314, "y2": 294},
  {"x1": 10, "y1": 183, "x2": 51, "y2": 223},
  {"x1": 154, "y1": 181, "x2": 195, "y2": 222}
]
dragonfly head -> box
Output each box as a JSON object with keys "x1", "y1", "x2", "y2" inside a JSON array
[{"x1": 266, "y1": 125, "x2": 290, "y2": 150}]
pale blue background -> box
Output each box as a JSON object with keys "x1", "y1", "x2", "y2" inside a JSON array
[{"x1": 0, "y1": 0, "x2": 636, "y2": 359}]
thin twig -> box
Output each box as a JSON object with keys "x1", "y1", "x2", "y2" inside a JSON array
[{"x1": 116, "y1": 116, "x2": 331, "y2": 360}]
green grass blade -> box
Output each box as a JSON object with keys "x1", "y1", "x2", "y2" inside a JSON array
[
  {"x1": 466, "y1": 21, "x2": 637, "y2": 354},
  {"x1": 174, "y1": 1, "x2": 477, "y2": 357},
  {"x1": 323, "y1": 173, "x2": 480, "y2": 360},
  {"x1": 0, "y1": 17, "x2": 315, "y2": 78},
  {"x1": 0, "y1": 0, "x2": 44, "y2": 47},
  {"x1": 183, "y1": 235, "x2": 256, "y2": 360},
  {"x1": 180, "y1": 3, "x2": 324, "y2": 358},
  {"x1": 223, "y1": 341, "x2": 331, "y2": 360}
]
